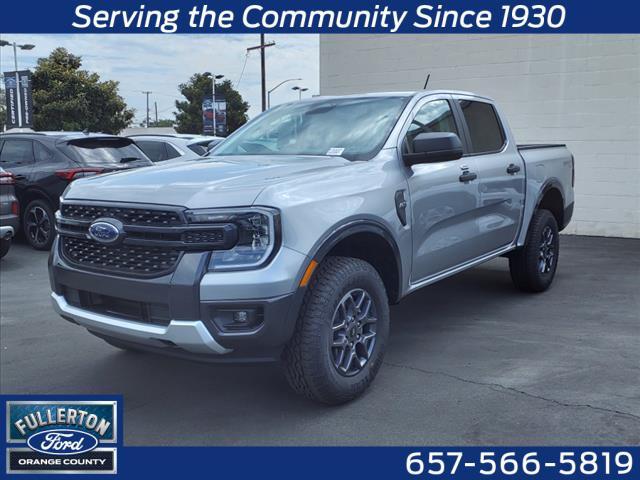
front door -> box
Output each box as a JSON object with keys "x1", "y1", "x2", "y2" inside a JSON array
[{"x1": 403, "y1": 96, "x2": 481, "y2": 283}]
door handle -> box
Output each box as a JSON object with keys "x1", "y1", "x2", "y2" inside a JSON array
[
  {"x1": 506, "y1": 163, "x2": 521, "y2": 174},
  {"x1": 459, "y1": 171, "x2": 477, "y2": 183},
  {"x1": 12, "y1": 174, "x2": 26, "y2": 181}
]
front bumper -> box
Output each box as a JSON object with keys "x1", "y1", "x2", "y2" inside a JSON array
[
  {"x1": 49, "y1": 237, "x2": 308, "y2": 361},
  {"x1": 0, "y1": 225, "x2": 15, "y2": 240}
]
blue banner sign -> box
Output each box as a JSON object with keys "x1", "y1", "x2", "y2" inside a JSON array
[{"x1": 0, "y1": 1, "x2": 639, "y2": 34}]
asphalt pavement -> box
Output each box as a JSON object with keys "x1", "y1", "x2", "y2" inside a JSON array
[{"x1": 1, "y1": 235, "x2": 638, "y2": 445}]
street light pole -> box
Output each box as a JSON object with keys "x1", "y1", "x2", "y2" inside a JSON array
[
  {"x1": 12, "y1": 43, "x2": 22, "y2": 128},
  {"x1": 291, "y1": 86, "x2": 309, "y2": 101},
  {"x1": 142, "y1": 91, "x2": 152, "y2": 128},
  {"x1": 205, "y1": 73, "x2": 224, "y2": 135},
  {"x1": 267, "y1": 78, "x2": 302, "y2": 108}
]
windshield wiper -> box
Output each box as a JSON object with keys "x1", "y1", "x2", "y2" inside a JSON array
[{"x1": 120, "y1": 157, "x2": 141, "y2": 163}]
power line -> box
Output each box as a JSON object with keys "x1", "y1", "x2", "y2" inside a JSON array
[{"x1": 236, "y1": 52, "x2": 250, "y2": 89}]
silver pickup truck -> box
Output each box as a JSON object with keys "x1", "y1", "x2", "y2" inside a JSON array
[{"x1": 49, "y1": 91, "x2": 574, "y2": 404}]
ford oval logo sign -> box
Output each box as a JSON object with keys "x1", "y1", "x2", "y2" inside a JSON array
[
  {"x1": 88, "y1": 219, "x2": 123, "y2": 244},
  {"x1": 27, "y1": 429, "x2": 99, "y2": 456}
]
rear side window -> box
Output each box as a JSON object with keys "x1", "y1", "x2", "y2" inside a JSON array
[
  {"x1": 34, "y1": 141, "x2": 55, "y2": 162},
  {"x1": 165, "y1": 143, "x2": 181, "y2": 159},
  {"x1": 136, "y1": 140, "x2": 168, "y2": 162},
  {"x1": 458, "y1": 100, "x2": 505, "y2": 154},
  {"x1": 0, "y1": 139, "x2": 35, "y2": 167},
  {"x1": 187, "y1": 144, "x2": 207, "y2": 156}
]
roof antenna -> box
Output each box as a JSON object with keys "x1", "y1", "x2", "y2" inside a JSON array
[{"x1": 423, "y1": 74, "x2": 431, "y2": 90}]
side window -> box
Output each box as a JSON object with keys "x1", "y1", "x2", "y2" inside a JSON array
[
  {"x1": 0, "y1": 139, "x2": 35, "y2": 167},
  {"x1": 135, "y1": 140, "x2": 167, "y2": 162},
  {"x1": 457, "y1": 100, "x2": 505, "y2": 154},
  {"x1": 165, "y1": 143, "x2": 181, "y2": 159},
  {"x1": 404, "y1": 100, "x2": 458, "y2": 153},
  {"x1": 34, "y1": 141, "x2": 55, "y2": 163}
]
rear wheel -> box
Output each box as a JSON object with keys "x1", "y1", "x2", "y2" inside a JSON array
[
  {"x1": 283, "y1": 256, "x2": 390, "y2": 404},
  {"x1": 23, "y1": 199, "x2": 55, "y2": 250},
  {"x1": 509, "y1": 209, "x2": 559, "y2": 292}
]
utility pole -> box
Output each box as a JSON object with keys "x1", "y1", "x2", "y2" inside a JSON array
[
  {"x1": 247, "y1": 34, "x2": 275, "y2": 112},
  {"x1": 154, "y1": 101, "x2": 158, "y2": 125},
  {"x1": 142, "y1": 91, "x2": 152, "y2": 127}
]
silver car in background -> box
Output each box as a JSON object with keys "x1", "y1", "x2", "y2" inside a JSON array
[{"x1": 128, "y1": 134, "x2": 224, "y2": 162}]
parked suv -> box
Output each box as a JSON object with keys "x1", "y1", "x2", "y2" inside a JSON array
[
  {"x1": 50, "y1": 92, "x2": 574, "y2": 404},
  {"x1": 0, "y1": 132, "x2": 153, "y2": 250},
  {"x1": 0, "y1": 167, "x2": 19, "y2": 258}
]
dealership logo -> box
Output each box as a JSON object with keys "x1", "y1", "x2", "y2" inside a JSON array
[
  {"x1": 26, "y1": 429, "x2": 99, "y2": 455},
  {"x1": 88, "y1": 218, "x2": 124, "y2": 244},
  {"x1": 3, "y1": 398, "x2": 120, "y2": 475}
]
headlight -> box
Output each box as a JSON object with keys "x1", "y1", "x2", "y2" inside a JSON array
[{"x1": 185, "y1": 207, "x2": 280, "y2": 271}]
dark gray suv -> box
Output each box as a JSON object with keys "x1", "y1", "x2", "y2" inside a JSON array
[{"x1": 0, "y1": 132, "x2": 152, "y2": 250}]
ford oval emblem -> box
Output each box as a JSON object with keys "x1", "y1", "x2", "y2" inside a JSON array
[
  {"x1": 88, "y1": 219, "x2": 122, "y2": 244},
  {"x1": 27, "y1": 429, "x2": 99, "y2": 456}
]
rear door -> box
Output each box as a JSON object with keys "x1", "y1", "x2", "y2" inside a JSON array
[
  {"x1": 0, "y1": 138, "x2": 36, "y2": 199},
  {"x1": 402, "y1": 95, "x2": 481, "y2": 282},
  {"x1": 454, "y1": 96, "x2": 525, "y2": 253}
]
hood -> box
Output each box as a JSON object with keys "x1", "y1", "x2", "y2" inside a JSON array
[{"x1": 64, "y1": 155, "x2": 350, "y2": 208}]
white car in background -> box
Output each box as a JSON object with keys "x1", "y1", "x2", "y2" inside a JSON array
[{"x1": 128, "y1": 134, "x2": 225, "y2": 162}]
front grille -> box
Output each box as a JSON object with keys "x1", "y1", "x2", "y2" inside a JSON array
[
  {"x1": 61, "y1": 204, "x2": 182, "y2": 226},
  {"x1": 62, "y1": 236, "x2": 180, "y2": 276},
  {"x1": 63, "y1": 287, "x2": 170, "y2": 326}
]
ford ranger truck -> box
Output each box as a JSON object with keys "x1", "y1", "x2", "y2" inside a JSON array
[{"x1": 49, "y1": 91, "x2": 574, "y2": 404}]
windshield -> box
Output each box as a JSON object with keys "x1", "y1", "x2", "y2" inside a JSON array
[
  {"x1": 64, "y1": 138, "x2": 151, "y2": 166},
  {"x1": 213, "y1": 96, "x2": 409, "y2": 161}
]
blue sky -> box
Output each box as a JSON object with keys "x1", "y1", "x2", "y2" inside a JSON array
[{"x1": 0, "y1": 34, "x2": 319, "y2": 124}]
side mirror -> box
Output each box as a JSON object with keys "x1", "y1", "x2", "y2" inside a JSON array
[{"x1": 403, "y1": 132, "x2": 463, "y2": 166}]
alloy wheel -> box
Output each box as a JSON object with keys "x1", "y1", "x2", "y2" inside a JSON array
[
  {"x1": 330, "y1": 288, "x2": 378, "y2": 377},
  {"x1": 538, "y1": 225, "x2": 555, "y2": 274},
  {"x1": 26, "y1": 206, "x2": 51, "y2": 247}
]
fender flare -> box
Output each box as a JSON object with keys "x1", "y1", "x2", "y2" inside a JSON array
[
  {"x1": 306, "y1": 218, "x2": 403, "y2": 303},
  {"x1": 535, "y1": 178, "x2": 565, "y2": 212}
]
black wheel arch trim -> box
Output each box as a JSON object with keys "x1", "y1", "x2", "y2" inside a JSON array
[
  {"x1": 534, "y1": 178, "x2": 568, "y2": 228},
  {"x1": 303, "y1": 217, "x2": 403, "y2": 304}
]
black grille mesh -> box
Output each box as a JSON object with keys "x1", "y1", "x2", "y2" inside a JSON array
[
  {"x1": 62, "y1": 237, "x2": 180, "y2": 276},
  {"x1": 61, "y1": 204, "x2": 182, "y2": 226},
  {"x1": 182, "y1": 230, "x2": 224, "y2": 244}
]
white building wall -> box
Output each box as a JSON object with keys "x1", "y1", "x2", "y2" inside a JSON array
[{"x1": 320, "y1": 35, "x2": 640, "y2": 238}]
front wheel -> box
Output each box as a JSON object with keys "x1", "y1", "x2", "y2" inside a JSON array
[
  {"x1": 509, "y1": 209, "x2": 560, "y2": 292},
  {"x1": 283, "y1": 256, "x2": 390, "y2": 404}
]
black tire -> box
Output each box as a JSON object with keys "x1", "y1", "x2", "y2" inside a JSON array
[
  {"x1": 509, "y1": 209, "x2": 559, "y2": 292},
  {"x1": 0, "y1": 238, "x2": 10, "y2": 259},
  {"x1": 283, "y1": 256, "x2": 390, "y2": 404},
  {"x1": 23, "y1": 199, "x2": 55, "y2": 250}
]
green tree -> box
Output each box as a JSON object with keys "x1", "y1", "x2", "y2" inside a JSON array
[
  {"x1": 150, "y1": 118, "x2": 175, "y2": 128},
  {"x1": 175, "y1": 74, "x2": 248, "y2": 135},
  {"x1": 31, "y1": 48, "x2": 134, "y2": 134}
]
